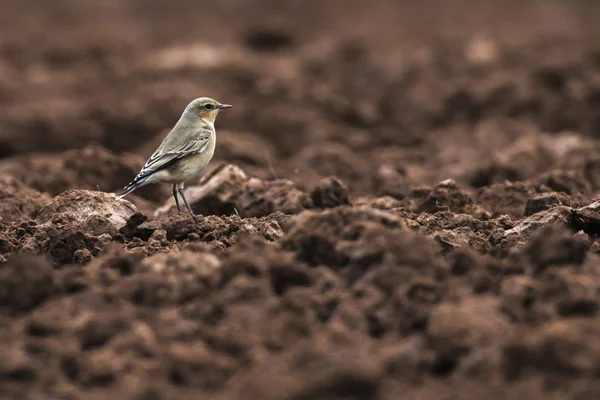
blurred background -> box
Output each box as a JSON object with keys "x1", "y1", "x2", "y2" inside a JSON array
[{"x1": 1, "y1": 0, "x2": 600, "y2": 214}]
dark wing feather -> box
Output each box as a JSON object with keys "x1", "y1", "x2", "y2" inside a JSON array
[
  {"x1": 137, "y1": 139, "x2": 205, "y2": 180},
  {"x1": 118, "y1": 126, "x2": 212, "y2": 197}
]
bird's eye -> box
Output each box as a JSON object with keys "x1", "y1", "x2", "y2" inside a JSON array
[{"x1": 204, "y1": 104, "x2": 214, "y2": 110}]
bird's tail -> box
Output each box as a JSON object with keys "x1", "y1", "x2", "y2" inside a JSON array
[{"x1": 116, "y1": 176, "x2": 149, "y2": 200}]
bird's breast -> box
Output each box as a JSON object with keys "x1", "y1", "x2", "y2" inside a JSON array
[{"x1": 171, "y1": 137, "x2": 216, "y2": 182}]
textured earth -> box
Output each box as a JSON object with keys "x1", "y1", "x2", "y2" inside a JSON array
[{"x1": 2, "y1": 0, "x2": 600, "y2": 399}]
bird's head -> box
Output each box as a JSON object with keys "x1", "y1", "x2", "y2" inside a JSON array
[{"x1": 184, "y1": 97, "x2": 232, "y2": 124}]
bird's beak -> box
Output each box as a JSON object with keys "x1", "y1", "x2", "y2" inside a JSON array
[{"x1": 218, "y1": 104, "x2": 233, "y2": 109}]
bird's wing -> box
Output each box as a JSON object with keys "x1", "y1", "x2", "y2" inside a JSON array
[{"x1": 135, "y1": 126, "x2": 212, "y2": 182}]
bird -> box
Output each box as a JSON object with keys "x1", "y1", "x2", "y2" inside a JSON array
[{"x1": 117, "y1": 97, "x2": 232, "y2": 219}]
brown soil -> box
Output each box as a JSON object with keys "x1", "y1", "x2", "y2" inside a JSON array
[{"x1": 2, "y1": 0, "x2": 600, "y2": 399}]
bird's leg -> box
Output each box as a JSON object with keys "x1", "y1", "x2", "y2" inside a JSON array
[
  {"x1": 172, "y1": 184, "x2": 181, "y2": 213},
  {"x1": 177, "y1": 186, "x2": 197, "y2": 220}
]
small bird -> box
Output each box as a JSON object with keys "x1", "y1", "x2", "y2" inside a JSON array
[{"x1": 117, "y1": 97, "x2": 232, "y2": 219}]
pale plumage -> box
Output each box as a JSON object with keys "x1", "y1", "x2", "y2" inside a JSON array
[{"x1": 117, "y1": 97, "x2": 232, "y2": 219}]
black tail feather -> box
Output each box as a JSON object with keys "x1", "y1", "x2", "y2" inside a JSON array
[{"x1": 116, "y1": 176, "x2": 148, "y2": 199}]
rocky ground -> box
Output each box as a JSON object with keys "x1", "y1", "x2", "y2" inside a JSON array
[{"x1": 2, "y1": 0, "x2": 600, "y2": 399}]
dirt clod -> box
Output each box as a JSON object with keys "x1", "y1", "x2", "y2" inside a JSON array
[
  {"x1": 310, "y1": 176, "x2": 351, "y2": 208},
  {"x1": 37, "y1": 189, "x2": 137, "y2": 230},
  {"x1": 0, "y1": 254, "x2": 57, "y2": 312},
  {"x1": 236, "y1": 178, "x2": 312, "y2": 218}
]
